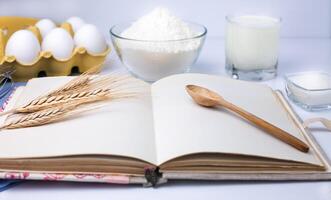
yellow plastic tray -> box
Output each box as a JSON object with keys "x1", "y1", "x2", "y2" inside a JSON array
[{"x1": 0, "y1": 16, "x2": 110, "y2": 81}]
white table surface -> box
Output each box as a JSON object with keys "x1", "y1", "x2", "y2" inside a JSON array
[{"x1": 1, "y1": 38, "x2": 331, "y2": 200}]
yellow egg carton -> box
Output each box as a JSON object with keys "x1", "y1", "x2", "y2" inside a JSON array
[{"x1": 0, "y1": 16, "x2": 110, "y2": 81}]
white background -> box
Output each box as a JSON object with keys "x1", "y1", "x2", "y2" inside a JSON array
[
  {"x1": 0, "y1": 0, "x2": 331, "y2": 199},
  {"x1": 0, "y1": 0, "x2": 330, "y2": 38}
]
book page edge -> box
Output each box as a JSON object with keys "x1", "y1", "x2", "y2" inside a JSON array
[{"x1": 274, "y1": 90, "x2": 331, "y2": 171}]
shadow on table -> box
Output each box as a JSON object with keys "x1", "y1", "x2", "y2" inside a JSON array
[{"x1": 11, "y1": 179, "x2": 329, "y2": 191}]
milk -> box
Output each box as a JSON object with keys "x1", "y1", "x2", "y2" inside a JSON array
[
  {"x1": 286, "y1": 72, "x2": 331, "y2": 110},
  {"x1": 225, "y1": 15, "x2": 281, "y2": 79}
]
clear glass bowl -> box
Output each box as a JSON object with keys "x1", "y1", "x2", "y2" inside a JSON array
[
  {"x1": 285, "y1": 72, "x2": 331, "y2": 111},
  {"x1": 110, "y1": 22, "x2": 207, "y2": 82}
]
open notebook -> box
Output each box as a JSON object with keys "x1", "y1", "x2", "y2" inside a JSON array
[{"x1": 0, "y1": 73, "x2": 330, "y2": 186}]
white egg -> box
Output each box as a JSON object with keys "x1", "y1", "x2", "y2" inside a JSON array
[
  {"x1": 66, "y1": 16, "x2": 85, "y2": 32},
  {"x1": 42, "y1": 28, "x2": 74, "y2": 60},
  {"x1": 74, "y1": 24, "x2": 107, "y2": 54},
  {"x1": 5, "y1": 30, "x2": 41, "y2": 64},
  {"x1": 35, "y1": 18, "x2": 56, "y2": 38}
]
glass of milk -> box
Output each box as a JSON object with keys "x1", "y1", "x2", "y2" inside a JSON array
[{"x1": 225, "y1": 15, "x2": 281, "y2": 81}]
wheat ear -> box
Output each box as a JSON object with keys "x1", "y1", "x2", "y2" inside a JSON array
[
  {"x1": 8, "y1": 75, "x2": 137, "y2": 114},
  {"x1": 44, "y1": 64, "x2": 102, "y2": 96},
  {"x1": 0, "y1": 68, "x2": 132, "y2": 116},
  {"x1": 0, "y1": 96, "x2": 107, "y2": 130},
  {"x1": 16, "y1": 88, "x2": 137, "y2": 113},
  {"x1": 1, "y1": 89, "x2": 139, "y2": 130},
  {"x1": 0, "y1": 65, "x2": 103, "y2": 117}
]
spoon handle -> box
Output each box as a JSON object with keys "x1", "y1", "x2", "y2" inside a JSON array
[{"x1": 220, "y1": 100, "x2": 310, "y2": 153}]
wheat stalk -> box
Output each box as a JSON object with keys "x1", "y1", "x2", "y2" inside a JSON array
[
  {"x1": 0, "y1": 71, "x2": 137, "y2": 116},
  {"x1": 1, "y1": 89, "x2": 138, "y2": 130},
  {"x1": 0, "y1": 67, "x2": 99, "y2": 117},
  {"x1": 0, "y1": 97, "x2": 106, "y2": 130},
  {"x1": 1, "y1": 103, "x2": 79, "y2": 129},
  {"x1": 44, "y1": 64, "x2": 101, "y2": 97},
  {"x1": 17, "y1": 88, "x2": 136, "y2": 113},
  {"x1": 0, "y1": 63, "x2": 143, "y2": 130},
  {"x1": 15, "y1": 75, "x2": 137, "y2": 113},
  {"x1": 48, "y1": 76, "x2": 92, "y2": 96},
  {"x1": 0, "y1": 72, "x2": 143, "y2": 130}
]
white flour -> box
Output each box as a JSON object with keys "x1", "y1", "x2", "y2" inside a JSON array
[
  {"x1": 115, "y1": 7, "x2": 204, "y2": 81},
  {"x1": 120, "y1": 7, "x2": 201, "y2": 53}
]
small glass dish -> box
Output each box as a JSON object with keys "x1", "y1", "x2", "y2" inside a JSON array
[
  {"x1": 110, "y1": 22, "x2": 207, "y2": 82},
  {"x1": 285, "y1": 72, "x2": 331, "y2": 111}
]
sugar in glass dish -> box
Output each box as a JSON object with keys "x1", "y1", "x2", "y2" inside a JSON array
[
  {"x1": 225, "y1": 15, "x2": 281, "y2": 81},
  {"x1": 285, "y1": 72, "x2": 331, "y2": 111},
  {"x1": 110, "y1": 22, "x2": 207, "y2": 82}
]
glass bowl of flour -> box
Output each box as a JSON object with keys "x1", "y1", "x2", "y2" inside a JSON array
[{"x1": 110, "y1": 8, "x2": 207, "y2": 82}]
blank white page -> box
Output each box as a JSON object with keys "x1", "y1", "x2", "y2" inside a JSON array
[
  {"x1": 0, "y1": 76, "x2": 157, "y2": 165},
  {"x1": 152, "y1": 73, "x2": 322, "y2": 166}
]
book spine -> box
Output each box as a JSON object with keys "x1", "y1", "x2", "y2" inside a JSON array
[{"x1": 144, "y1": 167, "x2": 162, "y2": 187}]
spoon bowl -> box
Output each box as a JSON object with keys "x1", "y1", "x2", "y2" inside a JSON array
[{"x1": 186, "y1": 85, "x2": 222, "y2": 107}]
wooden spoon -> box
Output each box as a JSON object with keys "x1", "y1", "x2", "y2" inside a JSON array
[{"x1": 186, "y1": 84, "x2": 309, "y2": 153}]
